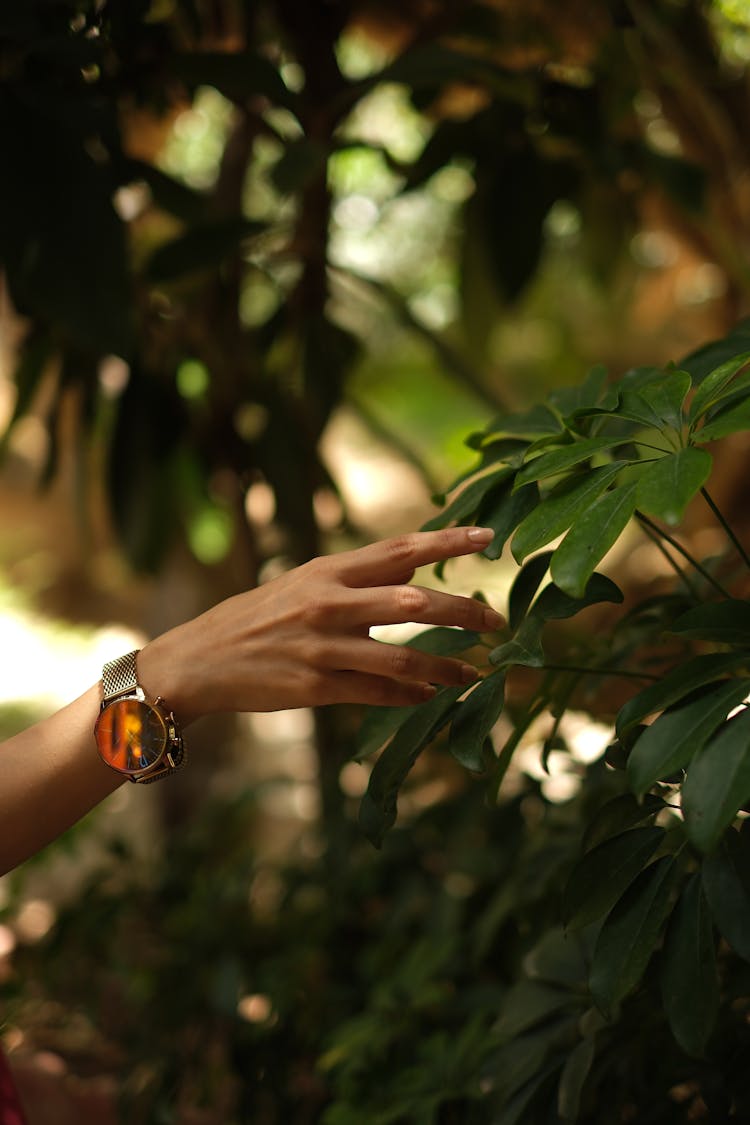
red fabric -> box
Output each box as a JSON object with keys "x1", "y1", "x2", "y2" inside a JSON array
[{"x1": 0, "y1": 1047, "x2": 27, "y2": 1125}]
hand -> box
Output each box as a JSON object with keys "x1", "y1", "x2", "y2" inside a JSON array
[{"x1": 138, "y1": 527, "x2": 503, "y2": 721}]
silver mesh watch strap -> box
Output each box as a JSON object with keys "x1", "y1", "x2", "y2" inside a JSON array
[{"x1": 102, "y1": 650, "x2": 139, "y2": 700}]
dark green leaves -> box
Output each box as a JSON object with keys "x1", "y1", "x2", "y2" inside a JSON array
[
  {"x1": 682, "y1": 707, "x2": 750, "y2": 853},
  {"x1": 627, "y1": 678, "x2": 750, "y2": 796},
  {"x1": 688, "y1": 352, "x2": 750, "y2": 423},
  {"x1": 661, "y1": 875, "x2": 718, "y2": 1057},
  {"x1": 449, "y1": 673, "x2": 506, "y2": 771},
  {"x1": 702, "y1": 829, "x2": 750, "y2": 962},
  {"x1": 511, "y1": 463, "x2": 625, "y2": 563},
  {"x1": 550, "y1": 483, "x2": 638, "y2": 597},
  {"x1": 670, "y1": 601, "x2": 750, "y2": 645},
  {"x1": 589, "y1": 857, "x2": 678, "y2": 1013},
  {"x1": 636, "y1": 448, "x2": 712, "y2": 526},
  {"x1": 421, "y1": 467, "x2": 511, "y2": 532},
  {"x1": 563, "y1": 827, "x2": 664, "y2": 930},
  {"x1": 359, "y1": 687, "x2": 464, "y2": 847},
  {"x1": 514, "y1": 437, "x2": 624, "y2": 487},
  {"x1": 616, "y1": 652, "x2": 749, "y2": 737}
]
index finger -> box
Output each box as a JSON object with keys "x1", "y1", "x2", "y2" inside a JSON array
[{"x1": 336, "y1": 527, "x2": 494, "y2": 588}]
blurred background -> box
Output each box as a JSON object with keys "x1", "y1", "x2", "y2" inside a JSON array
[{"x1": 1, "y1": 1, "x2": 750, "y2": 1121}]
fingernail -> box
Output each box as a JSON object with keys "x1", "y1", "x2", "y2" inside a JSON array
[
  {"x1": 461, "y1": 664, "x2": 478, "y2": 683},
  {"x1": 483, "y1": 607, "x2": 504, "y2": 630},
  {"x1": 421, "y1": 684, "x2": 438, "y2": 699},
  {"x1": 467, "y1": 527, "x2": 494, "y2": 543}
]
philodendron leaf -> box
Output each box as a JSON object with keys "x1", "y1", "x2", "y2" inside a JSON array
[
  {"x1": 449, "y1": 672, "x2": 506, "y2": 771},
  {"x1": 695, "y1": 397, "x2": 750, "y2": 443},
  {"x1": 531, "y1": 573, "x2": 623, "y2": 621},
  {"x1": 514, "y1": 437, "x2": 627, "y2": 488},
  {"x1": 616, "y1": 652, "x2": 749, "y2": 738},
  {"x1": 661, "y1": 874, "x2": 718, "y2": 1057},
  {"x1": 512, "y1": 462, "x2": 626, "y2": 564},
  {"x1": 682, "y1": 707, "x2": 750, "y2": 853},
  {"x1": 508, "y1": 552, "x2": 553, "y2": 631},
  {"x1": 562, "y1": 827, "x2": 664, "y2": 930},
  {"x1": 490, "y1": 617, "x2": 544, "y2": 669},
  {"x1": 589, "y1": 856, "x2": 678, "y2": 1014},
  {"x1": 358, "y1": 686, "x2": 464, "y2": 847},
  {"x1": 627, "y1": 678, "x2": 750, "y2": 796},
  {"x1": 635, "y1": 447, "x2": 712, "y2": 526},
  {"x1": 702, "y1": 828, "x2": 750, "y2": 962},
  {"x1": 688, "y1": 352, "x2": 750, "y2": 423},
  {"x1": 669, "y1": 600, "x2": 750, "y2": 646},
  {"x1": 550, "y1": 483, "x2": 638, "y2": 598}
]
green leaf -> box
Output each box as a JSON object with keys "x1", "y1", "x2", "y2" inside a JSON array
[
  {"x1": 589, "y1": 856, "x2": 678, "y2": 1014},
  {"x1": 557, "y1": 1036, "x2": 596, "y2": 1123},
  {"x1": 407, "y1": 627, "x2": 481, "y2": 656},
  {"x1": 514, "y1": 437, "x2": 626, "y2": 487},
  {"x1": 688, "y1": 352, "x2": 750, "y2": 423},
  {"x1": 661, "y1": 874, "x2": 718, "y2": 1057},
  {"x1": 582, "y1": 793, "x2": 665, "y2": 852},
  {"x1": 494, "y1": 980, "x2": 575, "y2": 1042},
  {"x1": 511, "y1": 463, "x2": 625, "y2": 564},
  {"x1": 669, "y1": 600, "x2": 750, "y2": 645},
  {"x1": 616, "y1": 652, "x2": 749, "y2": 738},
  {"x1": 479, "y1": 404, "x2": 564, "y2": 443},
  {"x1": 531, "y1": 573, "x2": 624, "y2": 620},
  {"x1": 421, "y1": 467, "x2": 511, "y2": 532},
  {"x1": 550, "y1": 483, "x2": 638, "y2": 597},
  {"x1": 681, "y1": 322, "x2": 750, "y2": 384},
  {"x1": 619, "y1": 369, "x2": 691, "y2": 431},
  {"x1": 449, "y1": 673, "x2": 505, "y2": 771},
  {"x1": 562, "y1": 827, "x2": 664, "y2": 930},
  {"x1": 694, "y1": 396, "x2": 750, "y2": 443},
  {"x1": 354, "y1": 704, "x2": 419, "y2": 762},
  {"x1": 635, "y1": 447, "x2": 712, "y2": 526},
  {"x1": 489, "y1": 617, "x2": 544, "y2": 669},
  {"x1": 702, "y1": 828, "x2": 750, "y2": 962},
  {"x1": 682, "y1": 707, "x2": 750, "y2": 853},
  {"x1": 627, "y1": 678, "x2": 750, "y2": 796},
  {"x1": 358, "y1": 686, "x2": 464, "y2": 847},
  {"x1": 479, "y1": 481, "x2": 540, "y2": 560},
  {"x1": 508, "y1": 552, "x2": 553, "y2": 631}
]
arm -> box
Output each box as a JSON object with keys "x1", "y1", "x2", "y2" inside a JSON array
[{"x1": 0, "y1": 527, "x2": 501, "y2": 874}]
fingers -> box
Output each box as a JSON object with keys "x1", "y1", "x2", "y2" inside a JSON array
[
  {"x1": 321, "y1": 671, "x2": 439, "y2": 708},
  {"x1": 345, "y1": 584, "x2": 503, "y2": 632},
  {"x1": 336, "y1": 527, "x2": 494, "y2": 588},
  {"x1": 324, "y1": 637, "x2": 478, "y2": 688}
]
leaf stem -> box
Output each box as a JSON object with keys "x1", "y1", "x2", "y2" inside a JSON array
[
  {"x1": 636, "y1": 511, "x2": 730, "y2": 598},
  {"x1": 701, "y1": 487, "x2": 750, "y2": 572},
  {"x1": 636, "y1": 516, "x2": 701, "y2": 599}
]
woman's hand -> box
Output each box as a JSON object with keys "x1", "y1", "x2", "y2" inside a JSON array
[{"x1": 138, "y1": 527, "x2": 503, "y2": 722}]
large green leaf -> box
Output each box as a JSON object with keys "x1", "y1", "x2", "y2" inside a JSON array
[
  {"x1": 407, "y1": 628, "x2": 482, "y2": 656},
  {"x1": 489, "y1": 617, "x2": 544, "y2": 669},
  {"x1": 661, "y1": 874, "x2": 718, "y2": 1057},
  {"x1": 616, "y1": 652, "x2": 749, "y2": 737},
  {"x1": 514, "y1": 437, "x2": 626, "y2": 488},
  {"x1": 511, "y1": 463, "x2": 625, "y2": 563},
  {"x1": 508, "y1": 552, "x2": 553, "y2": 631},
  {"x1": 627, "y1": 678, "x2": 750, "y2": 796},
  {"x1": 682, "y1": 707, "x2": 750, "y2": 853},
  {"x1": 449, "y1": 672, "x2": 506, "y2": 771},
  {"x1": 354, "y1": 703, "x2": 419, "y2": 762},
  {"x1": 680, "y1": 322, "x2": 750, "y2": 384},
  {"x1": 688, "y1": 352, "x2": 750, "y2": 423},
  {"x1": 479, "y1": 404, "x2": 564, "y2": 444},
  {"x1": 582, "y1": 793, "x2": 665, "y2": 852},
  {"x1": 358, "y1": 686, "x2": 464, "y2": 847},
  {"x1": 669, "y1": 600, "x2": 750, "y2": 646},
  {"x1": 557, "y1": 1036, "x2": 596, "y2": 1123},
  {"x1": 618, "y1": 369, "x2": 691, "y2": 431},
  {"x1": 550, "y1": 483, "x2": 638, "y2": 598},
  {"x1": 635, "y1": 447, "x2": 712, "y2": 526},
  {"x1": 421, "y1": 467, "x2": 512, "y2": 532},
  {"x1": 531, "y1": 574, "x2": 623, "y2": 621},
  {"x1": 478, "y1": 480, "x2": 540, "y2": 560},
  {"x1": 562, "y1": 827, "x2": 664, "y2": 930},
  {"x1": 702, "y1": 828, "x2": 750, "y2": 962},
  {"x1": 589, "y1": 856, "x2": 678, "y2": 1013},
  {"x1": 694, "y1": 397, "x2": 750, "y2": 443}
]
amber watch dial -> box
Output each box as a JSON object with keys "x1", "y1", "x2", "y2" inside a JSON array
[{"x1": 95, "y1": 697, "x2": 168, "y2": 775}]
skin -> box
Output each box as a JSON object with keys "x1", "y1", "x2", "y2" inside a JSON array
[{"x1": 0, "y1": 527, "x2": 502, "y2": 875}]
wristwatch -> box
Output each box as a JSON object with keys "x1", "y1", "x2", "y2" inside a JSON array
[{"x1": 94, "y1": 650, "x2": 185, "y2": 784}]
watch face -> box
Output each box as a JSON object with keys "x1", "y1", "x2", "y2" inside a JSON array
[{"x1": 96, "y1": 697, "x2": 168, "y2": 775}]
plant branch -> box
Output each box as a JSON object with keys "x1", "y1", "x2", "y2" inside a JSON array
[
  {"x1": 636, "y1": 511, "x2": 730, "y2": 598},
  {"x1": 701, "y1": 487, "x2": 750, "y2": 573}
]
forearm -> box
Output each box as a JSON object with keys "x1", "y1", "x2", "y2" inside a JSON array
[{"x1": 0, "y1": 684, "x2": 123, "y2": 876}]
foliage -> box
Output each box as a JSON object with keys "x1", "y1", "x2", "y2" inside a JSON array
[{"x1": 350, "y1": 323, "x2": 750, "y2": 1120}]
